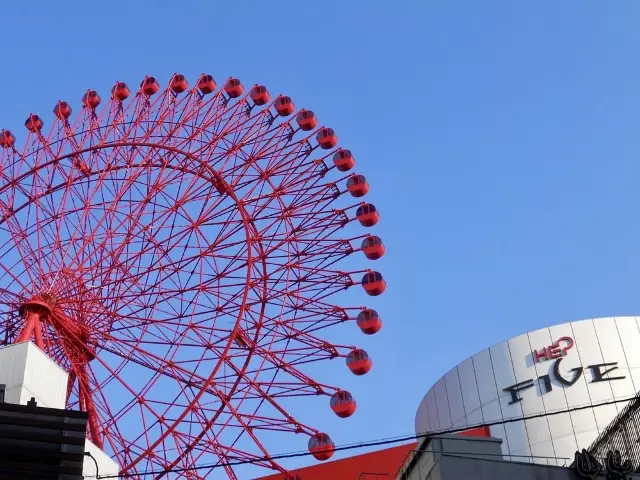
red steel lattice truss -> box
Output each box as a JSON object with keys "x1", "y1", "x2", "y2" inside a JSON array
[{"x1": 0, "y1": 73, "x2": 386, "y2": 478}]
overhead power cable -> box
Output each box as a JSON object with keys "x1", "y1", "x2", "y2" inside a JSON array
[{"x1": 93, "y1": 393, "x2": 639, "y2": 479}]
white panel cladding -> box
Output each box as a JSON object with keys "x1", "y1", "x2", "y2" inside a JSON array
[
  {"x1": 84, "y1": 439, "x2": 119, "y2": 478},
  {"x1": 593, "y1": 318, "x2": 636, "y2": 404},
  {"x1": 457, "y1": 358, "x2": 483, "y2": 426},
  {"x1": 571, "y1": 320, "x2": 611, "y2": 403},
  {"x1": 415, "y1": 398, "x2": 430, "y2": 434},
  {"x1": 547, "y1": 321, "x2": 590, "y2": 409},
  {"x1": 0, "y1": 341, "x2": 67, "y2": 408},
  {"x1": 415, "y1": 317, "x2": 640, "y2": 467},
  {"x1": 508, "y1": 334, "x2": 544, "y2": 416},
  {"x1": 488, "y1": 423, "x2": 510, "y2": 456},
  {"x1": 23, "y1": 342, "x2": 67, "y2": 408},
  {"x1": 425, "y1": 387, "x2": 440, "y2": 432},
  {"x1": 527, "y1": 326, "x2": 567, "y2": 414},
  {"x1": 524, "y1": 415, "x2": 555, "y2": 465},
  {"x1": 503, "y1": 419, "x2": 530, "y2": 461},
  {"x1": 443, "y1": 368, "x2": 466, "y2": 428},
  {"x1": 433, "y1": 377, "x2": 452, "y2": 429},
  {"x1": 572, "y1": 320, "x2": 619, "y2": 432},
  {"x1": 472, "y1": 349, "x2": 501, "y2": 423},
  {"x1": 489, "y1": 341, "x2": 519, "y2": 420},
  {"x1": 615, "y1": 317, "x2": 640, "y2": 392},
  {"x1": 550, "y1": 424, "x2": 578, "y2": 466},
  {"x1": 490, "y1": 339, "x2": 533, "y2": 460},
  {"x1": 521, "y1": 327, "x2": 556, "y2": 465},
  {"x1": 547, "y1": 320, "x2": 600, "y2": 443},
  {"x1": 0, "y1": 341, "x2": 28, "y2": 404}
]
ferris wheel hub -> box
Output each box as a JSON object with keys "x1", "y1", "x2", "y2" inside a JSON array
[
  {"x1": 15, "y1": 272, "x2": 109, "y2": 360},
  {"x1": 18, "y1": 297, "x2": 53, "y2": 317}
]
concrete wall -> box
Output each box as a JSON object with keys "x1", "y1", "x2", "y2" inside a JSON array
[
  {"x1": 433, "y1": 455, "x2": 639, "y2": 480},
  {"x1": 415, "y1": 317, "x2": 640, "y2": 465},
  {"x1": 397, "y1": 434, "x2": 505, "y2": 480},
  {"x1": 398, "y1": 434, "x2": 640, "y2": 480},
  {"x1": 0, "y1": 341, "x2": 67, "y2": 408}
]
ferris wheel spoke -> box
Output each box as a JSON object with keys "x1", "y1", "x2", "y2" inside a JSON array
[
  {"x1": 0, "y1": 256, "x2": 32, "y2": 296},
  {"x1": 0, "y1": 216, "x2": 41, "y2": 284},
  {"x1": 71, "y1": 195, "x2": 248, "y2": 311},
  {"x1": 68, "y1": 339, "x2": 190, "y2": 466},
  {"x1": 145, "y1": 348, "x2": 318, "y2": 478},
  {"x1": 38, "y1": 166, "x2": 142, "y2": 278},
  {"x1": 87, "y1": 342, "x2": 258, "y2": 475},
  {"x1": 85, "y1": 362, "x2": 192, "y2": 473},
  {"x1": 94, "y1": 238, "x2": 251, "y2": 314},
  {"x1": 0, "y1": 287, "x2": 22, "y2": 310},
  {"x1": 94, "y1": 328, "x2": 320, "y2": 441},
  {"x1": 63, "y1": 172, "x2": 179, "y2": 274}
]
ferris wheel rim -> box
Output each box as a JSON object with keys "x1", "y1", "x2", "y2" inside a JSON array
[{"x1": 0, "y1": 72, "x2": 385, "y2": 477}]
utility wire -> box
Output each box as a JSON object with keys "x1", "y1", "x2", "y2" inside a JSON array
[{"x1": 94, "y1": 393, "x2": 639, "y2": 479}]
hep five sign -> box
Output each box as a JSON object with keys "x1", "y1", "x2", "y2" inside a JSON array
[
  {"x1": 531, "y1": 336, "x2": 574, "y2": 364},
  {"x1": 502, "y1": 336, "x2": 626, "y2": 405}
]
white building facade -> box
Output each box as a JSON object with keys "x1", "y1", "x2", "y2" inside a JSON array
[
  {"x1": 415, "y1": 317, "x2": 640, "y2": 466},
  {"x1": 0, "y1": 341, "x2": 119, "y2": 478}
]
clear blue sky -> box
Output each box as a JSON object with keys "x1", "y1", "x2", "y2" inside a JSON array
[{"x1": 3, "y1": 0, "x2": 640, "y2": 476}]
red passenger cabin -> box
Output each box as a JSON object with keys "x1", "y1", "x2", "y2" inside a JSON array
[
  {"x1": 346, "y1": 174, "x2": 369, "y2": 197},
  {"x1": 296, "y1": 110, "x2": 317, "y2": 131},
  {"x1": 197, "y1": 74, "x2": 217, "y2": 94},
  {"x1": 0, "y1": 130, "x2": 15, "y2": 148},
  {"x1": 361, "y1": 235, "x2": 385, "y2": 260},
  {"x1": 224, "y1": 78, "x2": 244, "y2": 98},
  {"x1": 24, "y1": 115, "x2": 43, "y2": 133},
  {"x1": 141, "y1": 76, "x2": 160, "y2": 96},
  {"x1": 333, "y1": 149, "x2": 355, "y2": 171},
  {"x1": 111, "y1": 82, "x2": 130, "y2": 101},
  {"x1": 330, "y1": 390, "x2": 356, "y2": 418},
  {"x1": 170, "y1": 74, "x2": 189, "y2": 94},
  {"x1": 82, "y1": 90, "x2": 101, "y2": 109},
  {"x1": 346, "y1": 348, "x2": 372, "y2": 376},
  {"x1": 53, "y1": 101, "x2": 72, "y2": 120},
  {"x1": 308, "y1": 433, "x2": 335, "y2": 461},
  {"x1": 356, "y1": 203, "x2": 380, "y2": 227},
  {"x1": 356, "y1": 308, "x2": 382, "y2": 335},
  {"x1": 250, "y1": 85, "x2": 270, "y2": 105},
  {"x1": 316, "y1": 128, "x2": 338, "y2": 149},
  {"x1": 361, "y1": 271, "x2": 386, "y2": 296},
  {"x1": 274, "y1": 96, "x2": 295, "y2": 116}
]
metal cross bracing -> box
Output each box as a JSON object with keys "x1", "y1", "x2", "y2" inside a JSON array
[{"x1": 0, "y1": 74, "x2": 386, "y2": 479}]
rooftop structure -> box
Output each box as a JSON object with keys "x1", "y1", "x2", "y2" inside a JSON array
[{"x1": 0, "y1": 341, "x2": 118, "y2": 478}]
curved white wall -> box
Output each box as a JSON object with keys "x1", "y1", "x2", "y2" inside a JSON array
[{"x1": 415, "y1": 317, "x2": 640, "y2": 466}]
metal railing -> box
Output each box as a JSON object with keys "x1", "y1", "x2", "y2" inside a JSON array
[{"x1": 588, "y1": 391, "x2": 640, "y2": 470}]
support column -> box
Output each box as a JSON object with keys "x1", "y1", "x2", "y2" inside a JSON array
[
  {"x1": 17, "y1": 298, "x2": 51, "y2": 349},
  {"x1": 78, "y1": 366, "x2": 103, "y2": 449}
]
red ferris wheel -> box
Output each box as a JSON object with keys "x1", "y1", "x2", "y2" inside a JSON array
[{"x1": 0, "y1": 72, "x2": 386, "y2": 478}]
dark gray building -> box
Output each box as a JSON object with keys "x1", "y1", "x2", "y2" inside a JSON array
[
  {"x1": 0, "y1": 395, "x2": 88, "y2": 479},
  {"x1": 396, "y1": 433, "x2": 640, "y2": 480}
]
